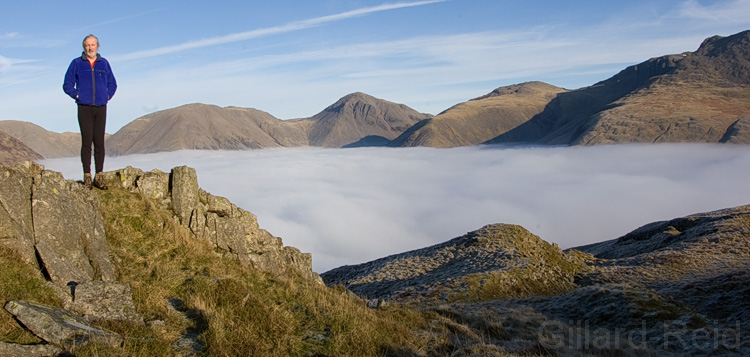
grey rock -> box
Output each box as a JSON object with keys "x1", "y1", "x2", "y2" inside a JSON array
[
  {"x1": 1, "y1": 163, "x2": 116, "y2": 288},
  {"x1": 31, "y1": 169, "x2": 115, "y2": 288},
  {"x1": 0, "y1": 162, "x2": 41, "y2": 267},
  {"x1": 111, "y1": 165, "x2": 145, "y2": 189},
  {"x1": 4, "y1": 300, "x2": 124, "y2": 350},
  {"x1": 0, "y1": 341, "x2": 65, "y2": 357},
  {"x1": 171, "y1": 165, "x2": 199, "y2": 226},
  {"x1": 171, "y1": 166, "x2": 322, "y2": 283},
  {"x1": 106, "y1": 165, "x2": 322, "y2": 282},
  {"x1": 136, "y1": 169, "x2": 170, "y2": 203},
  {"x1": 65, "y1": 280, "x2": 144, "y2": 325}
]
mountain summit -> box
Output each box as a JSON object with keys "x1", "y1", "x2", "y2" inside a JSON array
[
  {"x1": 389, "y1": 81, "x2": 566, "y2": 148},
  {"x1": 106, "y1": 103, "x2": 308, "y2": 156},
  {"x1": 3, "y1": 30, "x2": 749, "y2": 158},
  {"x1": 306, "y1": 92, "x2": 430, "y2": 148},
  {"x1": 105, "y1": 93, "x2": 429, "y2": 155},
  {"x1": 487, "y1": 29, "x2": 750, "y2": 145}
]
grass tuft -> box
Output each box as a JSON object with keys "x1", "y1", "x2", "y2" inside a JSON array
[{"x1": 67, "y1": 182, "x2": 436, "y2": 356}]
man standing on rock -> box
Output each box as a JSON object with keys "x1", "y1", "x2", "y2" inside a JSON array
[{"x1": 63, "y1": 34, "x2": 116, "y2": 190}]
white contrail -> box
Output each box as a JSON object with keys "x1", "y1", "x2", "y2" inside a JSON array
[{"x1": 113, "y1": 0, "x2": 447, "y2": 61}]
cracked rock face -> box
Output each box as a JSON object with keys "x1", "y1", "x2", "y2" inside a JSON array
[
  {"x1": 0, "y1": 163, "x2": 115, "y2": 288},
  {"x1": 0, "y1": 162, "x2": 37, "y2": 267}
]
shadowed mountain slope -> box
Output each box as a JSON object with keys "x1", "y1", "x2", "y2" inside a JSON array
[
  {"x1": 0, "y1": 130, "x2": 42, "y2": 165},
  {"x1": 0, "y1": 121, "x2": 80, "y2": 159},
  {"x1": 488, "y1": 30, "x2": 750, "y2": 145},
  {"x1": 390, "y1": 82, "x2": 566, "y2": 148}
]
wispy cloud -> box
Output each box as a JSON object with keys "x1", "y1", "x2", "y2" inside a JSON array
[
  {"x1": 74, "y1": 7, "x2": 168, "y2": 32},
  {"x1": 0, "y1": 55, "x2": 39, "y2": 73},
  {"x1": 41, "y1": 145, "x2": 750, "y2": 272},
  {"x1": 113, "y1": 0, "x2": 446, "y2": 61},
  {"x1": 677, "y1": 0, "x2": 750, "y2": 22}
]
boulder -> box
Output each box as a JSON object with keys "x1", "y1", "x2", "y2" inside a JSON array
[
  {"x1": 64, "y1": 280, "x2": 143, "y2": 325},
  {"x1": 171, "y1": 165, "x2": 199, "y2": 225},
  {"x1": 4, "y1": 300, "x2": 124, "y2": 350}
]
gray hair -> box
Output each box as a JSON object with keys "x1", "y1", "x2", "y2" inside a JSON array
[{"x1": 82, "y1": 34, "x2": 99, "y2": 49}]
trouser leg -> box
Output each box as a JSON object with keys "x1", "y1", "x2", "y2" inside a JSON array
[
  {"x1": 78, "y1": 105, "x2": 94, "y2": 174},
  {"x1": 92, "y1": 106, "x2": 107, "y2": 173},
  {"x1": 77, "y1": 105, "x2": 107, "y2": 174}
]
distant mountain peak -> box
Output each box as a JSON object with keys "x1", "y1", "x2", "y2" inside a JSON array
[
  {"x1": 308, "y1": 92, "x2": 431, "y2": 147},
  {"x1": 323, "y1": 92, "x2": 403, "y2": 113},
  {"x1": 470, "y1": 81, "x2": 564, "y2": 101}
]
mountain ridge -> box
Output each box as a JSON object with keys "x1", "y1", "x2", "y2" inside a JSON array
[
  {"x1": 3, "y1": 30, "x2": 749, "y2": 158},
  {"x1": 487, "y1": 29, "x2": 750, "y2": 146},
  {"x1": 389, "y1": 81, "x2": 566, "y2": 148}
]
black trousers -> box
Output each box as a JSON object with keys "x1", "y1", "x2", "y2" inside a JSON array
[{"x1": 77, "y1": 104, "x2": 107, "y2": 174}]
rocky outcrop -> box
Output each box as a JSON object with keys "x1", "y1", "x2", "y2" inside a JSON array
[
  {"x1": 573, "y1": 205, "x2": 750, "y2": 326},
  {"x1": 106, "y1": 165, "x2": 322, "y2": 283},
  {"x1": 461, "y1": 205, "x2": 750, "y2": 355},
  {"x1": 322, "y1": 205, "x2": 750, "y2": 355},
  {"x1": 32, "y1": 169, "x2": 116, "y2": 286},
  {"x1": 322, "y1": 224, "x2": 587, "y2": 303},
  {"x1": 0, "y1": 162, "x2": 115, "y2": 288},
  {"x1": 0, "y1": 162, "x2": 140, "y2": 352},
  {"x1": 0, "y1": 162, "x2": 321, "y2": 354}
]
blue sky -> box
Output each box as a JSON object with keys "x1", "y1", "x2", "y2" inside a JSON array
[{"x1": 2, "y1": 0, "x2": 750, "y2": 133}]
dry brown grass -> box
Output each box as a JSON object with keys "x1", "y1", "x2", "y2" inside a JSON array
[
  {"x1": 64, "y1": 184, "x2": 438, "y2": 356},
  {"x1": 0, "y1": 245, "x2": 61, "y2": 344}
]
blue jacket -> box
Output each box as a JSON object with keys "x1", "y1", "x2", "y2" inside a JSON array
[{"x1": 63, "y1": 53, "x2": 117, "y2": 106}]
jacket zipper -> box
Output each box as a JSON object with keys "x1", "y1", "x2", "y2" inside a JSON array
[{"x1": 90, "y1": 61, "x2": 96, "y2": 106}]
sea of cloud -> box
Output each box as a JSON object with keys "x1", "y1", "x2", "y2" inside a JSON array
[{"x1": 42, "y1": 144, "x2": 750, "y2": 273}]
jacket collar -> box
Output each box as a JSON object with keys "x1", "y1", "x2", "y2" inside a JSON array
[{"x1": 80, "y1": 52, "x2": 101, "y2": 61}]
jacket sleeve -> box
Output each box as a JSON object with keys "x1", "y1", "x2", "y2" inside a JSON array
[
  {"x1": 62, "y1": 60, "x2": 79, "y2": 100},
  {"x1": 106, "y1": 60, "x2": 117, "y2": 100}
]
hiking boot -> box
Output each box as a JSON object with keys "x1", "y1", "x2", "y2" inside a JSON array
[
  {"x1": 83, "y1": 173, "x2": 93, "y2": 189},
  {"x1": 93, "y1": 172, "x2": 108, "y2": 190}
]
